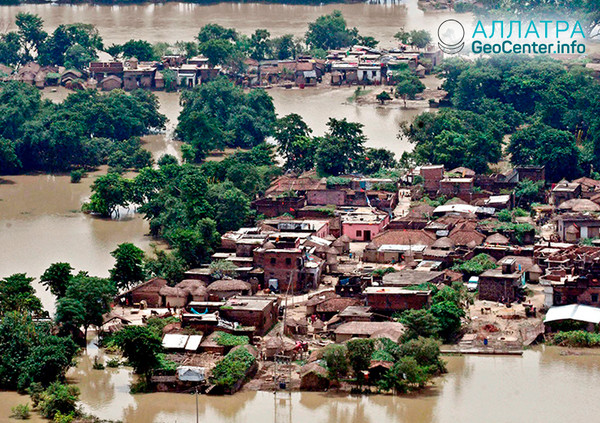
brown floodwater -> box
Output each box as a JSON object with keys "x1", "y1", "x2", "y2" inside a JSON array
[
  {"x1": 4, "y1": 339, "x2": 600, "y2": 423},
  {"x1": 0, "y1": 2, "x2": 464, "y2": 46}
]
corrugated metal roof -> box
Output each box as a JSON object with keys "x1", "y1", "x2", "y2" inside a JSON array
[
  {"x1": 544, "y1": 304, "x2": 600, "y2": 324},
  {"x1": 162, "y1": 334, "x2": 189, "y2": 350},
  {"x1": 185, "y1": 335, "x2": 203, "y2": 351}
]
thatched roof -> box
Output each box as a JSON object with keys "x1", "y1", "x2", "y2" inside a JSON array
[
  {"x1": 432, "y1": 236, "x2": 455, "y2": 249},
  {"x1": 159, "y1": 286, "x2": 187, "y2": 297},
  {"x1": 558, "y1": 199, "x2": 600, "y2": 212},
  {"x1": 485, "y1": 233, "x2": 510, "y2": 245},
  {"x1": 207, "y1": 279, "x2": 251, "y2": 292}
]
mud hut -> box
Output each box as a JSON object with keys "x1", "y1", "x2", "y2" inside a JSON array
[{"x1": 300, "y1": 362, "x2": 330, "y2": 391}]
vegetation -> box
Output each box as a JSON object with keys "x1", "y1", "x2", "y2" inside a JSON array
[
  {"x1": 323, "y1": 344, "x2": 349, "y2": 382},
  {"x1": 211, "y1": 347, "x2": 256, "y2": 390},
  {"x1": 0, "y1": 82, "x2": 165, "y2": 175},
  {"x1": 410, "y1": 55, "x2": 600, "y2": 180},
  {"x1": 214, "y1": 332, "x2": 249, "y2": 347},
  {"x1": 346, "y1": 338, "x2": 375, "y2": 385},
  {"x1": 109, "y1": 243, "x2": 146, "y2": 290},
  {"x1": 32, "y1": 382, "x2": 80, "y2": 420},
  {"x1": 176, "y1": 78, "x2": 276, "y2": 161},
  {"x1": 10, "y1": 403, "x2": 31, "y2": 420},
  {"x1": 111, "y1": 325, "x2": 162, "y2": 375},
  {"x1": 56, "y1": 273, "x2": 117, "y2": 339},
  {"x1": 0, "y1": 312, "x2": 78, "y2": 392},
  {"x1": 452, "y1": 253, "x2": 497, "y2": 276},
  {"x1": 552, "y1": 330, "x2": 600, "y2": 348},
  {"x1": 0, "y1": 273, "x2": 43, "y2": 316}
]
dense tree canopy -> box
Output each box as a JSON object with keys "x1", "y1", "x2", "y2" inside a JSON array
[
  {"x1": 0, "y1": 312, "x2": 78, "y2": 392},
  {"x1": 0, "y1": 82, "x2": 165, "y2": 175},
  {"x1": 425, "y1": 55, "x2": 600, "y2": 180},
  {"x1": 176, "y1": 78, "x2": 276, "y2": 160},
  {"x1": 305, "y1": 10, "x2": 362, "y2": 50}
]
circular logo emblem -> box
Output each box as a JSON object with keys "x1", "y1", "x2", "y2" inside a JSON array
[{"x1": 438, "y1": 19, "x2": 465, "y2": 54}]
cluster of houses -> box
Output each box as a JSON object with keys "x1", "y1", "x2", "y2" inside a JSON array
[
  {"x1": 104, "y1": 160, "x2": 600, "y2": 391},
  {"x1": 1, "y1": 43, "x2": 441, "y2": 92}
]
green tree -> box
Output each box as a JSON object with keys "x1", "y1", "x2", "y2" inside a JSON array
[
  {"x1": 113, "y1": 325, "x2": 162, "y2": 374},
  {"x1": 207, "y1": 182, "x2": 251, "y2": 232},
  {"x1": 315, "y1": 118, "x2": 367, "y2": 176},
  {"x1": 40, "y1": 262, "x2": 74, "y2": 298},
  {"x1": 274, "y1": 113, "x2": 316, "y2": 171},
  {"x1": 15, "y1": 12, "x2": 47, "y2": 60},
  {"x1": 144, "y1": 247, "x2": 186, "y2": 286},
  {"x1": 197, "y1": 23, "x2": 238, "y2": 43},
  {"x1": 305, "y1": 10, "x2": 358, "y2": 50},
  {"x1": 323, "y1": 344, "x2": 348, "y2": 382},
  {"x1": 86, "y1": 173, "x2": 131, "y2": 218},
  {"x1": 400, "y1": 309, "x2": 441, "y2": 340},
  {"x1": 346, "y1": 338, "x2": 374, "y2": 385},
  {"x1": 429, "y1": 301, "x2": 465, "y2": 342},
  {"x1": 514, "y1": 179, "x2": 544, "y2": 208},
  {"x1": 394, "y1": 71, "x2": 425, "y2": 107},
  {"x1": 378, "y1": 356, "x2": 427, "y2": 393},
  {"x1": 376, "y1": 90, "x2": 392, "y2": 105},
  {"x1": 62, "y1": 273, "x2": 116, "y2": 339},
  {"x1": 55, "y1": 297, "x2": 86, "y2": 335},
  {"x1": 508, "y1": 122, "x2": 580, "y2": 182},
  {"x1": 0, "y1": 313, "x2": 77, "y2": 391},
  {"x1": 272, "y1": 34, "x2": 298, "y2": 60},
  {"x1": 394, "y1": 28, "x2": 432, "y2": 49},
  {"x1": 0, "y1": 274, "x2": 42, "y2": 316},
  {"x1": 250, "y1": 29, "x2": 272, "y2": 61},
  {"x1": 120, "y1": 39, "x2": 155, "y2": 61},
  {"x1": 199, "y1": 38, "x2": 235, "y2": 66},
  {"x1": 109, "y1": 243, "x2": 146, "y2": 290}
]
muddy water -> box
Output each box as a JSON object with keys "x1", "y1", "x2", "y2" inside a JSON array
[
  {"x1": 4, "y1": 342, "x2": 600, "y2": 423},
  {"x1": 0, "y1": 2, "x2": 464, "y2": 46}
]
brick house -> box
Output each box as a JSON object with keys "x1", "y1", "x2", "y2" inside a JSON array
[
  {"x1": 478, "y1": 258, "x2": 526, "y2": 302},
  {"x1": 219, "y1": 296, "x2": 279, "y2": 336},
  {"x1": 420, "y1": 165, "x2": 444, "y2": 194},
  {"x1": 118, "y1": 277, "x2": 167, "y2": 307},
  {"x1": 557, "y1": 214, "x2": 600, "y2": 242},
  {"x1": 552, "y1": 181, "x2": 581, "y2": 205},
  {"x1": 364, "y1": 287, "x2": 431, "y2": 314}
]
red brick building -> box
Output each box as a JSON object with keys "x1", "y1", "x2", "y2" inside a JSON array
[{"x1": 364, "y1": 287, "x2": 431, "y2": 314}]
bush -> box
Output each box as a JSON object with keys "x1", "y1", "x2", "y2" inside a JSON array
[
  {"x1": 70, "y1": 169, "x2": 85, "y2": 183},
  {"x1": 552, "y1": 331, "x2": 600, "y2": 347},
  {"x1": 323, "y1": 344, "x2": 348, "y2": 381},
  {"x1": 211, "y1": 348, "x2": 256, "y2": 389},
  {"x1": 214, "y1": 332, "x2": 249, "y2": 347},
  {"x1": 452, "y1": 253, "x2": 497, "y2": 276},
  {"x1": 92, "y1": 357, "x2": 105, "y2": 370},
  {"x1": 37, "y1": 382, "x2": 80, "y2": 420},
  {"x1": 106, "y1": 358, "x2": 120, "y2": 368},
  {"x1": 10, "y1": 404, "x2": 31, "y2": 420}
]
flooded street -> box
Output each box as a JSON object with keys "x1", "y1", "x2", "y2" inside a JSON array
[{"x1": 4, "y1": 341, "x2": 600, "y2": 423}]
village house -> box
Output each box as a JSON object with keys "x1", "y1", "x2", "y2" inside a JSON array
[
  {"x1": 363, "y1": 229, "x2": 436, "y2": 263},
  {"x1": 339, "y1": 207, "x2": 390, "y2": 242},
  {"x1": 206, "y1": 279, "x2": 252, "y2": 300},
  {"x1": 380, "y1": 269, "x2": 444, "y2": 287},
  {"x1": 552, "y1": 180, "x2": 582, "y2": 205},
  {"x1": 364, "y1": 287, "x2": 431, "y2": 314},
  {"x1": 478, "y1": 257, "x2": 526, "y2": 303},
  {"x1": 118, "y1": 277, "x2": 167, "y2": 307},
  {"x1": 219, "y1": 296, "x2": 279, "y2": 336},
  {"x1": 556, "y1": 214, "x2": 600, "y2": 242},
  {"x1": 333, "y1": 321, "x2": 406, "y2": 343}
]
